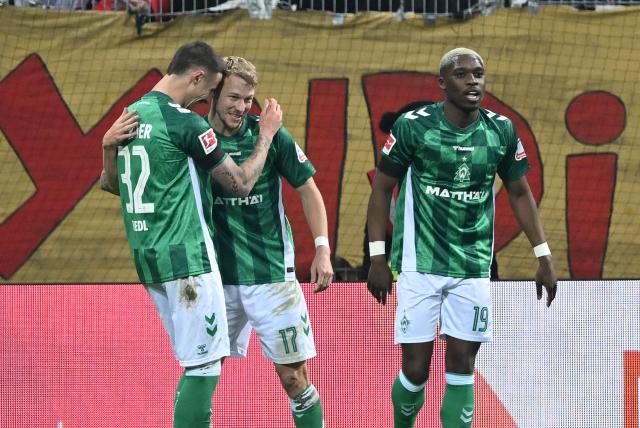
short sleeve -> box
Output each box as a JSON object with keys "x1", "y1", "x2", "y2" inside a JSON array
[
  {"x1": 378, "y1": 116, "x2": 416, "y2": 178},
  {"x1": 176, "y1": 113, "x2": 227, "y2": 171},
  {"x1": 273, "y1": 126, "x2": 316, "y2": 188},
  {"x1": 497, "y1": 120, "x2": 530, "y2": 182}
]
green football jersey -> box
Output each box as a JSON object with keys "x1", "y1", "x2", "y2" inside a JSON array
[
  {"x1": 380, "y1": 102, "x2": 530, "y2": 278},
  {"x1": 117, "y1": 91, "x2": 227, "y2": 284},
  {"x1": 210, "y1": 116, "x2": 316, "y2": 285}
]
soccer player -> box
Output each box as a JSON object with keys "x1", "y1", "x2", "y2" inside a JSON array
[
  {"x1": 366, "y1": 48, "x2": 558, "y2": 427},
  {"x1": 206, "y1": 56, "x2": 333, "y2": 427},
  {"x1": 99, "y1": 41, "x2": 283, "y2": 428}
]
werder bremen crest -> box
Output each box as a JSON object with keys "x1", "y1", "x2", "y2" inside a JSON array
[
  {"x1": 454, "y1": 156, "x2": 471, "y2": 183},
  {"x1": 401, "y1": 312, "x2": 410, "y2": 334}
]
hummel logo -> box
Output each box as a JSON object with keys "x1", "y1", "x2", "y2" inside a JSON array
[
  {"x1": 403, "y1": 107, "x2": 430, "y2": 120},
  {"x1": 228, "y1": 151, "x2": 241, "y2": 157},
  {"x1": 460, "y1": 407, "x2": 474, "y2": 423},
  {"x1": 453, "y1": 145, "x2": 474, "y2": 152},
  {"x1": 400, "y1": 404, "x2": 415, "y2": 416},
  {"x1": 301, "y1": 313, "x2": 311, "y2": 336}
]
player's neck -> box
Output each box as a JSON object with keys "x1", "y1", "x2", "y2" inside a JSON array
[
  {"x1": 443, "y1": 102, "x2": 479, "y2": 129},
  {"x1": 151, "y1": 75, "x2": 188, "y2": 107}
]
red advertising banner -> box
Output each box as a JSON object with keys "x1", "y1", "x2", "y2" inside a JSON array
[
  {"x1": 1, "y1": 283, "x2": 515, "y2": 427},
  {"x1": 3, "y1": 281, "x2": 638, "y2": 427}
]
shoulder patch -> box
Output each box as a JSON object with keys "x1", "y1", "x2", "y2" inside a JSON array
[
  {"x1": 199, "y1": 129, "x2": 218, "y2": 154},
  {"x1": 382, "y1": 132, "x2": 397, "y2": 155},
  {"x1": 294, "y1": 142, "x2": 308, "y2": 163},
  {"x1": 515, "y1": 138, "x2": 527, "y2": 160}
]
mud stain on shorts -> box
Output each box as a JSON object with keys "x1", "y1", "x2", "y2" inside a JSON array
[
  {"x1": 178, "y1": 277, "x2": 199, "y2": 308},
  {"x1": 268, "y1": 281, "x2": 302, "y2": 316}
]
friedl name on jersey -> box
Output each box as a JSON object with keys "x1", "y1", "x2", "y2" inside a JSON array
[
  {"x1": 424, "y1": 185, "x2": 485, "y2": 201},
  {"x1": 214, "y1": 194, "x2": 263, "y2": 206}
]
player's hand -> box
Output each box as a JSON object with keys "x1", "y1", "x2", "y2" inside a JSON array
[
  {"x1": 310, "y1": 245, "x2": 333, "y2": 293},
  {"x1": 103, "y1": 108, "x2": 139, "y2": 148},
  {"x1": 258, "y1": 98, "x2": 282, "y2": 142},
  {"x1": 367, "y1": 257, "x2": 393, "y2": 305},
  {"x1": 535, "y1": 255, "x2": 558, "y2": 307}
]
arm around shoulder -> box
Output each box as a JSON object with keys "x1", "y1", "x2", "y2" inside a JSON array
[{"x1": 100, "y1": 108, "x2": 139, "y2": 196}]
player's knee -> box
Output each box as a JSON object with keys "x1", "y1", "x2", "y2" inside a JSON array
[
  {"x1": 445, "y1": 353, "x2": 476, "y2": 374},
  {"x1": 279, "y1": 370, "x2": 307, "y2": 395},
  {"x1": 276, "y1": 362, "x2": 309, "y2": 396},
  {"x1": 402, "y1": 364, "x2": 429, "y2": 385}
]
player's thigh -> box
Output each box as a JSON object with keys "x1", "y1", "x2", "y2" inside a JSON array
[
  {"x1": 223, "y1": 284, "x2": 252, "y2": 358},
  {"x1": 241, "y1": 280, "x2": 316, "y2": 364},
  {"x1": 157, "y1": 272, "x2": 230, "y2": 367},
  {"x1": 145, "y1": 283, "x2": 175, "y2": 342},
  {"x1": 440, "y1": 277, "x2": 492, "y2": 343},
  {"x1": 395, "y1": 271, "x2": 445, "y2": 344}
]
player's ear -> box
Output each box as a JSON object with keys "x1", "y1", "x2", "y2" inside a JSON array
[
  {"x1": 437, "y1": 75, "x2": 446, "y2": 90},
  {"x1": 191, "y1": 69, "x2": 206, "y2": 85}
]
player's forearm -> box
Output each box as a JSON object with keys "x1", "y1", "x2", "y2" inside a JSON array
[
  {"x1": 236, "y1": 134, "x2": 272, "y2": 194},
  {"x1": 100, "y1": 146, "x2": 120, "y2": 195},
  {"x1": 508, "y1": 190, "x2": 547, "y2": 247},
  {"x1": 367, "y1": 179, "x2": 394, "y2": 243},
  {"x1": 212, "y1": 134, "x2": 271, "y2": 196},
  {"x1": 298, "y1": 182, "x2": 329, "y2": 244}
]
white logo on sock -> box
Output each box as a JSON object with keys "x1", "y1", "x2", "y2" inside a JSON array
[
  {"x1": 460, "y1": 407, "x2": 474, "y2": 423},
  {"x1": 400, "y1": 404, "x2": 415, "y2": 416}
]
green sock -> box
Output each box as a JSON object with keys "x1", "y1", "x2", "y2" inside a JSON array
[
  {"x1": 440, "y1": 373, "x2": 474, "y2": 428},
  {"x1": 291, "y1": 384, "x2": 324, "y2": 427},
  {"x1": 173, "y1": 366, "x2": 220, "y2": 428},
  {"x1": 392, "y1": 371, "x2": 426, "y2": 428}
]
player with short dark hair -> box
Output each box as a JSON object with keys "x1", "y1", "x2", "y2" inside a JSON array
[
  {"x1": 206, "y1": 56, "x2": 332, "y2": 428},
  {"x1": 100, "y1": 41, "x2": 283, "y2": 428},
  {"x1": 166, "y1": 40, "x2": 225, "y2": 77},
  {"x1": 366, "y1": 47, "x2": 557, "y2": 427}
]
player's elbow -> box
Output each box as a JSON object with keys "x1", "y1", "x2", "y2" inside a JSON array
[{"x1": 100, "y1": 172, "x2": 119, "y2": 196}]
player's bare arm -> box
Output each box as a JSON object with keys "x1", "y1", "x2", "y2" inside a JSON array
[
  {"x1": 504, "y1": 176, "x2": 558, "y2": 306},
  {"x1": 99, "y1": 108, "x2": 139, "y2": 195},
  {"x1": 366, "y1": 170, "x2": 398, "y2": 305},
  {"x1": 210, "y1": 98, "x2": 282, "y2": 196},
  {"x1": 296, "y1": 177, "x2": 333, "y2": 293}
]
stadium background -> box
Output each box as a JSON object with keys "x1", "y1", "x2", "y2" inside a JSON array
[{"x1": 1, "y1": 2, "x2": 639, "y2": 427}]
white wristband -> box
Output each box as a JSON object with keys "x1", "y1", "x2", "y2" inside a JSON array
[
  {"x1": 314, "y1": 236, "x2": 330, "y2": 248},
  {"x1": 369, "y1": 241, "x2": 386, "y2": 257},
  {"x1": 533, "y1": 242, "x2": 551, "y2": 258}
]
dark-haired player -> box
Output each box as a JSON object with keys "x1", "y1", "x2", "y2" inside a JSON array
[{"x1": 100, "y1": 41, "x2": 283, "y2": 428}]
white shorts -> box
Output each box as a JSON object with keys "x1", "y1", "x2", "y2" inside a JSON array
[
  {"x1": 394, "y1": 271, "x2": 492, "y2": 344},
  {"x1": 224, "y1": 280, "x2": 317, "y2": 365},
  {"x1": 145, "y1": 271, "x2": 230, "y2": 368}
]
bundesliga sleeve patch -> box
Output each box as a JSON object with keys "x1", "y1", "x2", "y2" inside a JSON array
[
  {"x1": 515, "y1": 138, "x2": 527, "y2": 161},
  {"x1": 295, "y1": 142, "x2": 308, "y2": 163},
  {"x1": 199, "y1": 129, "x2": 218, "y2": 154},
  {"x1": 382, "y1": 132, "x2": 397, "y2": 155}
]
